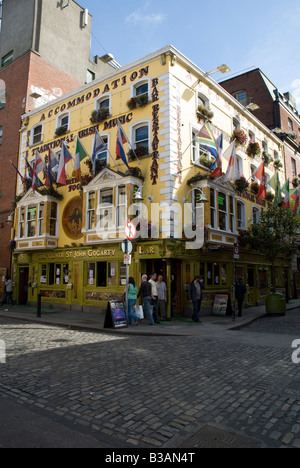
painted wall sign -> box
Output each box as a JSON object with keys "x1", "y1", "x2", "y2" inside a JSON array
[
  {"x1": 151, "y1": 78, "x2": 160, "y2": 185},
  {"x1": 62, "y1": 197, "x2": 83, "y2": 240}
]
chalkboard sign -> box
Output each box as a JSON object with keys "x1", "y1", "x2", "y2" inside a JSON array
[
  {"x1": 104, "y1": 301, "x2": 128, "y2": 329},
  {"x1": 212, "y1": 294, "x2": 229, "y2": 316}
]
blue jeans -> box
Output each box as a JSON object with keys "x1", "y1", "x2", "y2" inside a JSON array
[
  {"x1": 128, "y1": 299, "x2": 139, "y2": 325},
  {"x1": 1, "y1": 292, "x2": 14, "y2": 306},
  {"x1": 143, "y1": 296, "x2": 154, "y2": 324},
  {"x1": 192, "y1": 300, "x2": 201, "y2": 322}
]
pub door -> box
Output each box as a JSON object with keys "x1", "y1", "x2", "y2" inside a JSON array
[{"x1": 19, "y1": 267, "x2": 29, "y2": 305}]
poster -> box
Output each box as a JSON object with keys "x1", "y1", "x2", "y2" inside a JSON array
[
  {"x1": 212, "y1": 294, "x2": 229, "y2": 316},
  {"x1": 104, "y1": 301, "x2": 128, "y2": 329}
]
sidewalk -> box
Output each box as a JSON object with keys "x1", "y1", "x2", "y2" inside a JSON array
[{"x1": 1, "y1": 300, "x2": 299, "y2": 337}]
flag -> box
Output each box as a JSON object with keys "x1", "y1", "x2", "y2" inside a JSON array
[
  {"x1": 10, "y1": 160, "x2": 26, "y2": 185},
  {"x1": 223, "y1": 142, "x2": 240, "y2": 182},
  {"x1": 292, "y1": 188, "x2": 299, "y2": 215},
  {"x1": 282, "y1": 180, "x2": 290, "y2": 209},
  {"x1": 91, "y1": 129, "x2": 107, "y2": 175},
  {"x1": 210, "y1": 133, "x2": 223, "y2": 178},
  {"x1": 74, "y1": 137, "x2": 89, "y2": 182},
  {"x1": 270, "y1": 172, "x2": 282, "y2": 206},
  {"x1": 25, "y1": 156, "x2": 34, "y2": 180},
  {"x1": 45, "y1": 149, "x2": 58, "y2": 188},
  {"x1": 116, "y1": 120, "x2": 129, "y2": 168},
  {"x1": 195, "y1": 123, "x2": 219, "y2": 159},
  {"x1": 56, "y1": 142, "x2": 72, "y2": 185},
  {"x1": 254, "y1": 163, "x2": 267, "y2": 200},
  {"x1": 32, "y1": 151, "x2": 46, "y2": 191}
]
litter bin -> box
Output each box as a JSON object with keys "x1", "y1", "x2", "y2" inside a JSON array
[{"x1": 265, "y1": 293, "x2": 286, "y2": 316}]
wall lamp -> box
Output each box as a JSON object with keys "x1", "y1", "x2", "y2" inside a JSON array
[{"x1": 183, "y1": 187, "x2": 208, "y2": 204}]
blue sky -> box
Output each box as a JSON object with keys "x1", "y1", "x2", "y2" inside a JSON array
[{"x1": 82, "y1": 0, "x2": 300, "y2": 107}]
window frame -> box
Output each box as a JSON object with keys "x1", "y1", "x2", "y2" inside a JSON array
[
  {"x1": 31, "y1": 123, "x2": 44, "y2": 146},
  {"x1": 131, "y1": 78, "x2": 151, "y2": 101},
  {"x1": 130, "y1": 120, "x2": 151, "y2": 155}
]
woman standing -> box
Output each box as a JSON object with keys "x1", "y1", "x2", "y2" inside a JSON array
[{"x1": 126, "y1": 277, "x2": 140, "y2": 326}]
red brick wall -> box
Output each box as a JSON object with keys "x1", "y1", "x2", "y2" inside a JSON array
[
  {"x1": 220, "y1": 70, "x2": 276, "y2": 130},
  {"x1": 0, "y1": 52, "x2": 83, "y2": 271}
]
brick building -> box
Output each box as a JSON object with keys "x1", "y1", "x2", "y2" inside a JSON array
[
  {"x1": 0, "y1": 0, "x2": 117, "y2": 277},
  {"x1": 220, "y1": 69, "x2": 300, "y2": 185}
]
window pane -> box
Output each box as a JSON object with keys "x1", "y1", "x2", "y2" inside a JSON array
[
  {"x1": 135, "y1": 126, "x2": 148, "y2": 149},
  {"x1": 88, "y1": 263, "x2": 95, "y2": 285},
  {"x1": 97, "y1": 262, "x2": 107, "y2": 287},
  {"x1": 108, "y1": 262, "x2": 117, "y2": 287},
  {"x1": 136, "y1": 83, "x2": 148, "y2": 96},
  {"x1": 99, "y1": 99, "x2": 109, "y2": 109},
  {"x1": 119, "y1": 263, "x2": 127, "y2": 286},
  {"x1": 33, "y1": 125, "x2": 42, "y2": 144}
]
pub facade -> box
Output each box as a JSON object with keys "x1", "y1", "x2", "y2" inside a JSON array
[{"x1": 12, "y1": 46, "x2": 288, "y2": 315}]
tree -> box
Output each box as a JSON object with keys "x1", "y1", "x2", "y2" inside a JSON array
[{"x1": 244, "y1": 206, "x2": 300, "y2": 287}]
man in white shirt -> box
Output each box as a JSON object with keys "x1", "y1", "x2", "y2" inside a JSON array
[
  {"x1": 149, "y1": 273, "x2": 160, "y2": 323},
  {"x1": 156, "y1": 275, "x2": 167, "y2": 321}
]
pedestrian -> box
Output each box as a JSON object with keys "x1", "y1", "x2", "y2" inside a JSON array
[
  {"x1": 137, "y1": 274, "x2": 155, "y2": 325},
  {"x1": 235, "y1": 277, "x2": 247, "y2": 317},
  {"x1": 124, "y1": 277, "x2": 139, "y2": 326},
  {"x1": 149, "y1": 272, "x2": 160, "y2": 323},
  {"x1": 188, "y1": 276, "x2": 205, "y2": 323},
  {"x1": 156, "y1": 275, "x2": 167, "y2": 320},
  {"x1": 0, "y1": 275, "x2": 14, "y2": 307}
]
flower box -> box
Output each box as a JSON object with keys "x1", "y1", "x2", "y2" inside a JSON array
[
  {"x1": 55, "y1": 126, "x2": 68, "y2": 137},
  {"x1": 197, "y1": 104, "x2": 214, "y2": 120},
  {"x1": 273, "y1": 159, "x2": 283, "y2": 170},
  {"x1": 250, "y1": 182, "x2": 259, "y2": 194},
  {"x1": 90, "y1": 108, "x2": 110, "y2": 123},
  {"x1": 127, "y1": 94, "x2": 150, "y2": 110},
  {"x1": 234, "y1": 176, "x2": 249, "y2": 192},
  {"x1": 127, "y1": 147, "x2": 149, "y2": 161}
]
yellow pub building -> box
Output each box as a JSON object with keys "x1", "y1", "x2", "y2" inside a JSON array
[{"x1": 11, "y1": 45, "x2": 288, "y2": 316}]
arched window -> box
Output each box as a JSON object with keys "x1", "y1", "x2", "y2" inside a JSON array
[
  {"x1": 130, "y1": 121, "x2": 151, "y2": 158},
  {"x1": 237, "y1": 200, "x2": 246, "y2": 229},
  {"x1": 31, "y1": 123, "x2": 43, "y2": 145},
  {"x1": 249, "y1": 130, "x2": 255, "y2": 142},
  {"x1": 252, "y1": 206, "x2": 260, "y2": 224},
  {"x1": 233, "y1": 117, "x2": 240, "y2": 131}
]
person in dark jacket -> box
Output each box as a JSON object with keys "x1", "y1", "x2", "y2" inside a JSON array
[
  {"x1": 188, "y1": 276, "x2": 205, "y2": 323},
  {"x1": 235, "y1": 278, "x2": 247, "y2": 317},
  {"x1": 137, "y1": 274, "x2": 155, "y2": 325}
]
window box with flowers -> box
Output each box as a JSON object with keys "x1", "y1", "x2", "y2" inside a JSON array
[
  {"x1": 250, "y1": 181, "x2": 259, "y2": 194},
  {"x1": 187, "y1": 173, "x2": 210, "y2": 186},
  {"x1": 246, "y1": 140, "x2": 261, "y2": 157},
  {"x1": 124, "y1": 166, "x2": 145, "y2": 181},
  {"x1": 127, "y1": 147, "x2": 149, "y2": 162},
  {"x1": 265, "y1": 191, "x2": 274, "y2": 202},
  {"x1": 127, "y1": 94, "x2": 150, "y2": 110},
  {"x1": 233, "y1": 176, "x2": 249, "y2": 192},
  {"x1": 199, "y1": 155, "x2": 213, "y2": 169},
  {"x1": 197, "y1": 104, "x2": 214, "y2": 121},
  {"x1": 232, "y1": 129, "x2": 247, "y2": 146},
  {"x1": 90, "y1": 108, "x2": 110, "y2": 124},
  {"x1": 55, "y1": 126, "x2": 68, "y2": 137}
]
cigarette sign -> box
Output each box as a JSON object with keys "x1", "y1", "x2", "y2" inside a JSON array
[{"x1": 124, "y1": 222, "x2": 136, "y2": 240}]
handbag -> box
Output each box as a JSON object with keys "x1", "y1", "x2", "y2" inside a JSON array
[{"x1": 134, "y1": 305, "x2": 144, "y2": 320}]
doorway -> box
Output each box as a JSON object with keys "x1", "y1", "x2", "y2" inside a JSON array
[{"x1": 19, "y1": 267, "x2": 29, "y2": 305}]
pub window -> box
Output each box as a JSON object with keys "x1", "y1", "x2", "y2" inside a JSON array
[
  {"x1": 49, "y1": 263, "x2": 69, "y2": 285},
  {"x1": 214, "y1": 263, "x2": 220, "y2": 285},
  {"x1": 19, "y1": 207, "x2": 25, "y2": 238},
  {"x1": 41, "y1": 265, "x2": 47, "y2": 284},
  {"x1": 49, "y1": 202, "x2": 58, "y2": 236},
  {"x1": 117, "y1": 186, "x2": 126, "y2": 227},
  {"x1": 87, "y1": 191, "x2": 96, "y2": 230},
  {"x1": 108, "y1": 262, "x2": 118, "y2": 287},
  {"x1": 27, "y1": 205, "x2": 37, "y2": 238},
  {"x1": 210, "y1": 188, "x2": 217, "y2": 228},
  {"x1": 119, "y1": 263, "x2": 127, "y2": 286},
  {"x1": 237, "y1": 200, "x2": 246, "y2": 229},
  {"x1": 229, "y1": 196, "x2": 235, "y2": 232},
  {"x1": 99, "y1": 188, "x2": 113, "y2": 229},
  {"x1": 32, "y1": 124, "x2": 43, "y2": 145},
  {"x1": 221, "y1": 264, "x2": 227, "y2": 285},
  {"x1": 207, "y1": 262, "x2": 213, "y2": 286},
  {"x1": 218, "y1": 192, "x2": 227, "y2": 231},
  {"x1": 87, "y1": 263, "x2": 96, "y2": 285},
  {"x1": 37, "y1": 203, "x2": 44, "y2": 236}
]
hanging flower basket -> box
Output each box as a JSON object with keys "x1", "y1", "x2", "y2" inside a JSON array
[
  {"x1": 265, "y1": 191, "x2": 274, "y2": 202},
  {"x1": 234, "y1": 176, "x2": 249, "y2": 192},
  {"x1": 250, "y1": 181, "x2": 259, "y2": 194},
  {"x1": 262, "y1": 151, "x2": 272, "y2": 166},
  {"x1": 197, "y1": 104, "x2": 214, "y2": 120},
  {"x1": 246, "y1": 140, "x2": 260, "y2": 157},
  {"x1": 273, "y1": 159, "x2": 283, "y2": 170},
  {"x1": 90, "y1": 108, "x2": 110, "y2": 124},
  {"x1": 127, "y1": 94, "x2": 149, "y2": 110},
  {"x1": 232, "y1": 129, "x2": 247, "y2": 146}
]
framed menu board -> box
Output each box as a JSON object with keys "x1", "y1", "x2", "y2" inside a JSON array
[
  {"x1": 104, "y1": 301, "x2": 128, "y2": 329},
  {"x1": 212, "y1": 294, "x2": 229, "y2": 316}
]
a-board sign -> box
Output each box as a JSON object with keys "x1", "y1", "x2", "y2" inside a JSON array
[
  {"x1": 212, "y1": 294, "x2": 229, "y2": 316},
  {"x1": 104, "y1": 301, "x2": 128, "y2": 329}
]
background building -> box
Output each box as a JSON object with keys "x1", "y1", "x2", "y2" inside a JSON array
[
  {"x1": 0, "y1": 0, "x2": 117, "y2": 285},
  {"x1": 12, "y1": 46, "x2": 288, "y2": 315}
]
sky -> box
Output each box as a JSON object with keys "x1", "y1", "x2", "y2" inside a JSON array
[{"x1": 81, "y1": 0, "x2": 300, "y2": 108}]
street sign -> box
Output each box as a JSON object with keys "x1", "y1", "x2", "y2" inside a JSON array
[
  {"x1": 121, "y1": 239, "x2": 133, "y2": 254},
  {"x1": 124, "y1": 222, "x2": 136, "y2": 240},
  {"x1": 124, "y1": 254, "x2": 131, "y2": 265},
  {"x1": 233, "y1": 244, "x2": 240, "y2": 260}
]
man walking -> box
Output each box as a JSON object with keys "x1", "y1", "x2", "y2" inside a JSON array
[
  {"x1": 235, "y1": 278, "x2": 247, "y2": 317},
  {"x1": 0, "y1": 276, "x2": 14, "y2": 307},
  {"x1": 189, "y1": 276, "x2": 205, "y2": 323},
  {"x1": 137, "y1": 274, "x2": 155, "y2": 325},
  {"x1": 156, "y1": 275, "x2": 167, "y2": 320},
  {"x1": 149, "y1": 273, "x2": 160, "y2": 323}
]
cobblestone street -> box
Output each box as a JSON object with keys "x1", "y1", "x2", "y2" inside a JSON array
[{"x1": 1, "y1": 313, "x2": 300, "y2": 448}]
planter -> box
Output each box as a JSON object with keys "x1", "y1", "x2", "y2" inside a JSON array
[
  {"x1": 127, "y1": 95, "x2": 149, "y2": 110},
  {"x1": 90, "y1": 108, "x2": 110, "y2": 123},
  {"x1": 265, "y1": 293, "x2": 286, "y2": 316},
  {"x1": 232, "y1": 129, "x2": 247, "y2": 146},
  {"x1": 197, "y1": 104, "x2": 214, "y2": 121}
]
